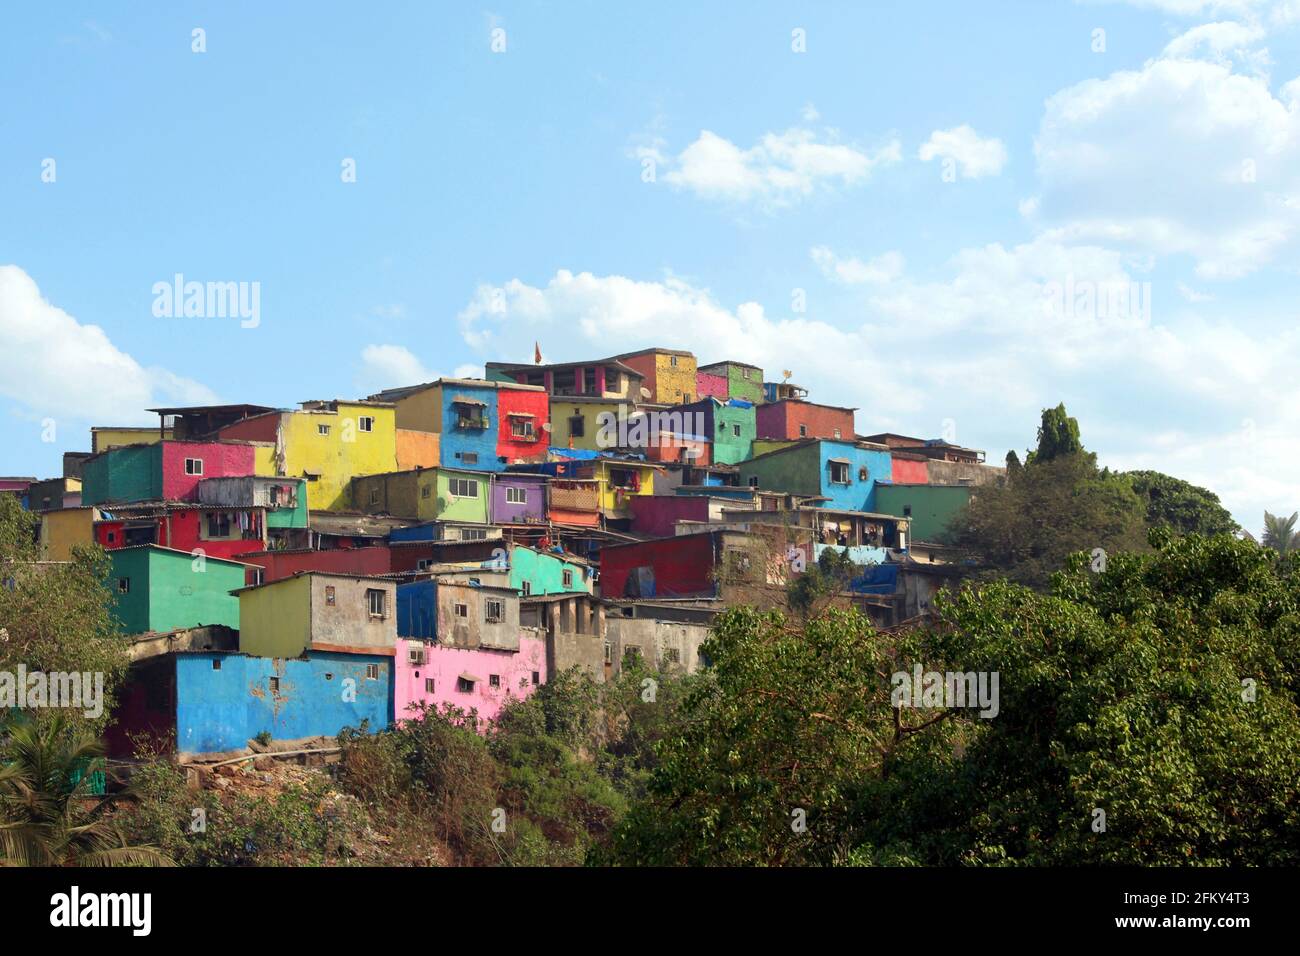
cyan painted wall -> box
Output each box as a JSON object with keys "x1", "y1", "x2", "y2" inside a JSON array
[
  {"x1": 82, "y1": 444, "x2": 162, "y2": 506},
  {"x1": 874, "y1": 484, "x2": 972, "y2": 542},
  {"x1": 508, "y1": 546, "x2": 592, "y2": 595},
  {"x1": 109, "y1": 547, "x2": 244, "y2": 635},
  {"x1": 738, "y1": 440, "x2": 893, "y2": 512},
  {"x1": 175, "y1": 651, "x2": 392, "y2": 753}
]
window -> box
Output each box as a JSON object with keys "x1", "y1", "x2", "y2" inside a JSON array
[
  {"x1": 509, "y1": 416, "x2": 534, "y2": 439},
  {"x1": 366, "y1": 588, "x2": 386, "y2": 618},
  {"x1": 185, "y1": 458, "x2": 203, "y2": 475},
  {"x1": 833, "y1": 428, "x2": 842, "y2": 439},
  {"x1": 531, "y1": 671, "x2": 540, "y2": 685},
  {"x1": 252, "y1": 568, "x2": 265, "y2": 586},
  {"x1": 742, "y1": 368, "x2": 751, "y2": 380},
  {"x1": 269, "y1": 677, "x2": 281, "y2": 696},
  {"x1": 365, "y1": 663, "x2": 380, "y2": 680},
  {"x1": 798, "y1": 424, "x2": 808, "y2": 438},
  {"x1": 562, "y1": 569, "x2": 574, "y2": 588},
  {"x1": 858, "y1": 466, "x2": 868, "y2": 481},
  {"x1": 416, "y1": 558, "x2": 431, "y2": 571},
  {"x1": 829, "y1": 461, "x2": 850, "y2": 484},
  {"x1": 212, "y1": 659, "x2": 222, "y2": 671},
  {"x1": 610, "y1": 468, "x2": 636, "y2": 489},
  {"x1": 425, "y1": 678, "x2": 435, "y2": 694},
  {"x1": 607, "y1": 371, "x2": 621, "y2": 391},
  {"x1": 669, "y1": 355, "x2": 678, "y2": 367},
  {"x1": 665, "y1": 647, "x2": 681, "y2": 664},
  {"x1": 368, "y1": 488, "x2": 380, "y2": 505},
  {"x1": 461, "y1": 452, "x2": 479, "y2": 465},
  {"x1": 453, "y1": 402, "x2": 486, "y2": 429},
  {"x1": 454, "y1": 602, "x2": 468, "y2": 618},
  {"x1": 117, "y1": 577, "x2": 130, "y2": 593},
  {"x1": 325, "y1": 585, "x2": 336, "y2": 606},
  {"x1": 107, "y1": 531, "x2": 116, "y2": 543},
  {"x1": 506, "y1": 487, "x2": 527, "y2": 505},
  {"x1": 485, "y1": 599, "x2": 504, "y2": 623},
  {"x1": 461, "y1": 528, "x2": 488, "y2": 541},
  {"x1": 318, "y1": 424, "x2": 330, "y2": 436},
  {"x1": 747, "y1": 476, "x2": 759, "y2": 488},
  {"x1": 205, "y1": 512, "x2": 232, "y2": 538},
  {"x1": 903, "y1": 505, "x2": 913, "y2": 517},
  {"x1": 358, "y1": 416, "x2": 374, "y2": 432},
  {"x1": 521, "y1": 581, "x2": 532, "y2": 596},
  {"x1": 457, "y1": 676, "x2": 474, "y2": 693},
  {"x1": 449, "y1": 477, "x2": 479, "y2": 498},
  {"x1": 408, "y1": 644, "x2": 426, "y2": 665},
  {"x1": 568, "y1": 415, "x2": 585, "y2": 438},
  {"x1": 732, "y1": 423, "x2": 741, "y2": 438},
  {"x1": 421, "y1": 485, "x2": 432, "y2": 499},
  {"x1": 489, "y1": 674, "x2": 501, "y2": 688},
  {"x1": 603, "y1": 641, "x2": 613, "y2": 664}
]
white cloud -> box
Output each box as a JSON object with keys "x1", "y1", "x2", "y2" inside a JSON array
[
  {"x1": 652, "y1": 127, "x2": 901, "y2": 206},
  {"x1": 801, "y1": 102, "x2": 821, "y2": 122},
  {"x1": 810, "y1": 246, "x2": 905, "y2": 284},
  {"x1": 355, "y1": 344, "x2": 483, "y2": 393},
  {"x1": 918, "y1": 125, "x2": 1008, "y2": 178},
  {"x1": 1176, "y1": 281, "x2": 1215, "y2": 301},
  {"x1": 1034, "y1": 57, "x2": 1300, "y2": 278},
  {"x1": 0, "y1": 265, "x2": 216, "y2": 425}
]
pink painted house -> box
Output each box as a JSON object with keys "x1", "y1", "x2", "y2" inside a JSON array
[
  {"x1": 394, "y1": 635, "x2": 547, "y2": 726},
  {"x1": 696, "y1": 370, "x2": 728, "y2": 400},
  {"x1": 160, "y1": 441, "x2": 258, "y2": 501}
]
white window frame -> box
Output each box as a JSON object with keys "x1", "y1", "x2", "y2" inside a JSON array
[
  {"x1": 506, "y1": 486, "x2": 526, "y2": 505},
  {"x1": 185, "y1": 458, "x2": 203, "y2": 475},
  {"x1": 449, "y1": 477, "x2": 479, "y2": 499},
  {"x1": 484, "y1": 598, "x2": 504, "y2": 623},
  {"x1": 358, "y1": 416, "x2": 375, "y2": 432},
  {"x1": 366, "y1": 588, "x2": 386, "y2": 618}
]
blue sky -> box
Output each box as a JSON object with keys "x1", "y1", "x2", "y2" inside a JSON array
[{"x1": 3, "y1": 1, "x2": 1300, "y2": 529}]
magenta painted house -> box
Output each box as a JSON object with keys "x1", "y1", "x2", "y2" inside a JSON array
[
  {"x1": 394, "y1": 635, "x2": 547, "y2": 725},
  {"x1": 489, "y1": 473, "x2": 548, "y2": 525},
  {"x1": 696, "y1": 370, "x2": 728, "y2": 400},
  {"x1": 160, "y1": 441, "x2": 258, "y2": 501}
]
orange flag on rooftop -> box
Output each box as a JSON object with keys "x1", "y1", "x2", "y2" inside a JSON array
[{"x1": 534, "y1": 341, "x2": 542, "y2": 364}]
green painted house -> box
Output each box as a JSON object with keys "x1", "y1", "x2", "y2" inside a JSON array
[
  {"x1": 873, "y1": 484, "x2": 972, "y2": 543},
  {"x1": 699, "y1": 360, "x2": 764, "y2": 405},
  {"x1": 108, "y1": 545, "x2": 247, "y2": 635},
  {"x1": 681, "y1": 397, "x2": 757, "y2": 465}
]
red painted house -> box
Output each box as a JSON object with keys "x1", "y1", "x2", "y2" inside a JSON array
[
  {"x1": 890, "y1": 451, "x2": 930, "y2": 485},
  {"x1": 628, "y1": 495, "x2": 733, "y2": 537},
  {"x1": 94, "y1": 504, "x2": 268, "y2": 560},
  {"x1": 238, "y1": 545, "x2": 393, "y2": 586},
  {"x1": 496, "y1": 385, "x2": 550, "y2": 466},
  {"x1": 600, "y1": 531, "x2": 724, "y2": 599},
  {"x1": 755, "y1": 400, "x2": 856, "y2": 442}
]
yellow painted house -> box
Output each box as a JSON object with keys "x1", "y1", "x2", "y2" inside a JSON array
[
  {"x1": 218, "y1": 400, "x2": 398, "y2": 512},
  {"x1": 614, "y1": 348, "x2": 698, "y2": 405},
  {"x1": 91, "y1": 426, "x2": 172, "y2": 453},
  {"x1": 550, "y1": 397, "x2": 629, "y2": 451},
  {"x1": 38, "y1": 507, "x2": 102, "y2": 561}
]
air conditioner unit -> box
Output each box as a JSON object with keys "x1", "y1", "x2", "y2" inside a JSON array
[{"x1": 408, "y1": 648, "x2": 427, "y2": 665}]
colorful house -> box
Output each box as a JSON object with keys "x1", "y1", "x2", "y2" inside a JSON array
[
  {"x1": 237, "y1": 545, "x2": 394, "y2": 586},
  {"x1": 81, "y1": 440, "x2": 259, "y2": 507},
  {"x1": 755, "y1": 399, "x2": 856, "y2": 442},
  {"x1": 196, "y1": 475, "x2": 308, "y2": 530},
  {"x1": 27, "y1": 476, "x2": 82, "y2": 511},
  {"x1": 614, "y1": 348, "x2": 698, "y2": 405},
  {"x1": 368, "y1": 379, "x2": 549, "y2": 471},
  {"x1": 394, "y1": 634, "x2": 545, "y2": 725},
  {"x1": 108, "y1": 650, "x2": 392, "y2": 755},
  {"x1": 91, "y1": 426, "x2": 173, "y2": 453},
  {"x1": 599, "y1": 528, "x2": 768, "y2": 600},
  {"x1": 514, "y1": 453, "x2": 659, "y2": 524},
  {"x1": 38, "y1": 506, "x2": 102, "y2": 561},
  {"x1": 107, "y1": 545, "x2": 247, "y2": 635},
  {"x1": 95, "y1": 503, "x2": 269, "y2": 560},
  {"x1": 352, "y1": 466, "x2": 491, "y2": 523},
  {"x1": 679, "y1": 397, "x2": 756, "y2": 465},
  {"x1": 548, "y1": 396, "x2": 628, "y2": 452},
  {"x1": 738, "y1": 439, "x2": 893, "y2": 513},
  {"x1": 216, "y1": 401, "x2": 399, "y2": 512},
  {"x1": 628, "y1": 494, "x2": 741, "y2": 537},
  {"x1": 485, "y1": 356, "x2": 646, "y2": 402},
  {"x1": 697, "y1": 360, "x2": 764, "y2": 404},
  {"x1": 873, "y1": 484, "x2": 973, "y2": 543},
  {"x1": 489, "y1": 473, "x2": 548, "y2": 525},
  {"x1": 237, "y1": 572, "x2": 398, "y2": 658}
]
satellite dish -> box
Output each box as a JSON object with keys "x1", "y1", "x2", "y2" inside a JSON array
[
  {"x1": 639, "y1": 387, "x2": 651, "y2": 399},
  {"x1": 542, "y1": 422, "x2": 552, "y2": 433}
]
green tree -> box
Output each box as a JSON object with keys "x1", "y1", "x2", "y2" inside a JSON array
[
  {"x1": 0, "y1": 714, "x2": 173, "y2": 866},
  {"x1": 1262, "y1": 510, "x2": 1300, "y2": 555},
  {"x1": 949, "y1": 453, "x2": 1149, "y2": 589},
  {"x1": 0, "y1": 495, "x2": 128, "y2": 736},
  {"x1": 1026, "y1": 403, "x2": 1085, "y2": 465},
  {"x1": 1122, "y1": 470, "x2": 1238, "y2": 537}
]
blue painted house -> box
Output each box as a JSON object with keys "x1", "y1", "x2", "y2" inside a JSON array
[
  {"x1": 737, "y1": 439, "x2": 893, "y2": 513},
  {"x1": 107, "y1": 650, "x2": 392, "y2": 756}
]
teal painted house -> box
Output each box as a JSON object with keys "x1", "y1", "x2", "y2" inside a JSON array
[
  {"x1": 507, "y1": 544, "x2": 593, "y2": 596},
  {"x1": 82, "y1": 444, "x2": 161, "y2": 505},
  {"x1": 108, "y1": 545, "x2": 247, "y2": 635},
  {"x1": 681, "y1": 397, "x2": 757, "y2": 465},
  {"x1": 738, "y1": 439, "x2": 893, "y2": 513}
]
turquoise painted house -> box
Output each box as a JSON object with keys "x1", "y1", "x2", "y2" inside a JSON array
[
  {"x1": 507, "y1": 544, "x2": 593, "y2": 596},
  {"x1": 108, "y1": 545, "x2": 247, "y2": 635},
  {"x1": 737, "y1": 439, "x2": 893, "y2": 513}
]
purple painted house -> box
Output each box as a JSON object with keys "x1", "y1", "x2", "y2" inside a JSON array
[{"x1": 490, "y1": 473, "x2": 548, "y2": 525}]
